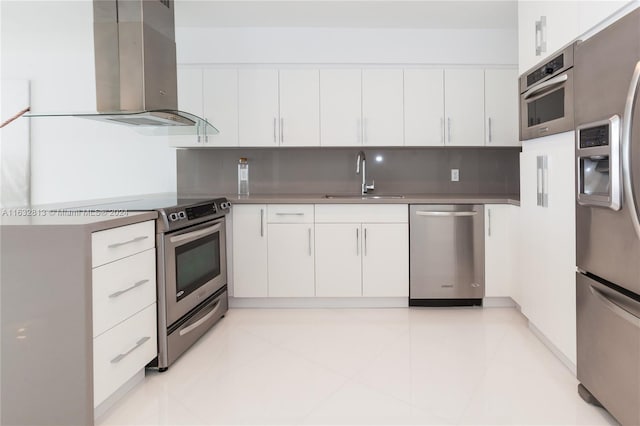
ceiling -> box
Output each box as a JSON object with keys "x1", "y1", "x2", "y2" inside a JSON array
[{"x1": 174, "y1": 0, "x2": 518, "y2": 29}]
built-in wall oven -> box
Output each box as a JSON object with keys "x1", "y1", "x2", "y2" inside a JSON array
[
  {"x1": 153, "y1": 197, "x2": 231, "y2": 371},
  {"x1": 520, "y1": 43, "x2": 576, "y2": 140}
]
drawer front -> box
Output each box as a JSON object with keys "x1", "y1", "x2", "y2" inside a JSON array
[
  {"x1": 93, "y1": 304, "x2": 157, "y2": 407},
  {"x1": 92, "y1": 220, "x2": 155, "y2": 267},
  {"x1": 267, "y1": 204, "x2": 314, "y2": 223},
  {"x1": 315, "y1": 204, "x2": 408, "y2": 223},
  {"x1": 92, "y1": 248, "x2": 157, "y2": 337}
]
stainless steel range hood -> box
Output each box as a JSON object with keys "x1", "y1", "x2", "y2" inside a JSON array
[{"x1": 30, "y1": 0, "x2": 217, "y2": 136}]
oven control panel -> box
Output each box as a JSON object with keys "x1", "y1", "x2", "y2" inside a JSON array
[{"x1": 166, "y1": 198, "x2": 231, "y2": 224}]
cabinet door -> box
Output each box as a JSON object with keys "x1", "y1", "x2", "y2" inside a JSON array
[
  {"x1": 171, "y1": 67, "x2": 204, "y2": 147},
  {"x1": 404, "y1": 69, "x2": 445, "y2": 146},
  {"x1": 484, "y1": 69, "x2": 519, "y2": 147},
  {"x1": 315, "y1": 224, "x2": 362, "y2": 297},
  {"x1": 267, "y1": 224, "x2": 315, "y2": 297},
  {"x1": 320, "y1": 69, "x2": 362, "y2": 146},
  {"x1": 444, "y1": 69, "x2": 485, "y2": 146},
  {"x1": 232, "y1": 205, "x2": 268, "y2": 297},
  {"x1": 362, "y1": 223, "x2": 408, "y2": 297},
  {"x1": 484, "y1": 205, "x2": 514, "y2": 298},
  {"x1": 203, "y1": 68, "x2": 238, "y2": 146},
  {"x1": 518, "y1": 149, "x2": 541, "y2": 311},
  {"x1": 238, "y1": 69, "x2": 279, "y2": 147},
  {"x1": 279, "y1": 69, "x2": 320, "y2": 147},
  {"x1": 362, "y1": 69, "x2": 404, "y2": 146}
]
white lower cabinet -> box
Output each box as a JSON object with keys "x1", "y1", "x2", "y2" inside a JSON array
[
  {"x1": 315, "y1": 204, "x2": 409, "y2": 298},
  {"x1": 361, "y1": 223, "x2": 409, "y2": 297},
  {"x1": 90, "y1": 219, "x2": 158, "y2": 409},
  {"x1": 232, "y1": 204, "x2": 268, "y2": 297},
  {"x1": 484, "y1": 204, "x2": 518, "y2": 298},
  {"x1": 315, "y1": 224, "x2": 363, "y2": 297},
  {"x1": 231, "y1": 204, "x2": 409, "y2": 299},
  {"x1": 267, "y1": 205, "x2": 315, "y2": 297}
]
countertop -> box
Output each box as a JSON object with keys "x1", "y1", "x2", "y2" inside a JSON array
[
  {"x1": 220, "y1": 193, "x2": 520, "y2": 206},
  {"x1": 0, "y1": 209, "x2": 158, "y2": 231}
]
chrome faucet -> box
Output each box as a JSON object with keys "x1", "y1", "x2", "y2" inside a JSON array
[{"x1": 356, "y1": 151, "x2": 375, "y2": 195}]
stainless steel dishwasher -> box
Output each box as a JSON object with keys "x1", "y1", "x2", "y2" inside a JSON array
[{"x1": 409, "y1": 204, "x2": 484, "y2": 306}]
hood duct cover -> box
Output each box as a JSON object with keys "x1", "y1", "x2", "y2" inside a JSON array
[{"x1": 29, "y1": 0, "x2": 218, "y2": 136}]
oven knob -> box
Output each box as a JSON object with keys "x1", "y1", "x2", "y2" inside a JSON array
[
  {"x1": 178, "y1": 211, "x2": 186, "y2": 219},
  {"x1": 169, "y1": 213, "x2": 178, "y2": 221},
  {"x1": 221, "y1": 202, "x2": 231, "y2": 210}
]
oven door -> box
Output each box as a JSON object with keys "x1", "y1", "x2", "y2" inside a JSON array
[
  {"x1": 520, "y1": 68, "x2": 574, "y2": 140},
  {"x1": 163, "y1": 217, "x2": 227, "y2": 326}
]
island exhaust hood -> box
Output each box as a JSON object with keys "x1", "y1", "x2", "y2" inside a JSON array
[{"x1": 30, "y1": 0, "x2": 218, "y2": 136}]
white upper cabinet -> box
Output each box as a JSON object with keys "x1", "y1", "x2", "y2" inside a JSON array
[
  {"x1": 172, "y1": 67, "x2": 239, "y2": 147},
  {"x1": 279, "y1": 69, "x2": 320, "y2": 147},
  {"x1": 404, "y1": 69, "x2": 445, "y2": 146},
  {"x1": 203, "y1": 69, "x2": 239, "y2": 146},
  {"x1": 238, "y1": 69, "x2": 280, "y2": 147},
  {"x1": 320, "y1": 69, "x2": 362, "y2": 146},
  {"x1": 361, "y1": 69, "x2": 404, "y2": 146},
  {"x1": 444, "y1": 69, "x2": 485, "y2": 146},
  {"x1": 484, "y1": 69, "x2": 520, "y2": 147}
]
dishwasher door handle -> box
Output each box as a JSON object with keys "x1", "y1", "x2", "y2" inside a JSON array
[{"x1": 415, "y1": 211, "x2": 478, "y2": 217}]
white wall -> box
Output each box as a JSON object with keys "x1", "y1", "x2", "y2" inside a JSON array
[
  {"x1": 1, "y1": 1, "x2": 176, "y2": 205},
  {"x1": 176, "y1": 27, "x2": 518, "y2": 65}
]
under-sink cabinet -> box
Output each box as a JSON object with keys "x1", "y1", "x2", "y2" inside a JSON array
[{"x1": 231, "y1": 204, "x2": 408, "y2": 299}]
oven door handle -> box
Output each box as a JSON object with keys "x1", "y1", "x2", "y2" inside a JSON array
[
  {"x1": 179, "y1": 298, "x2": 222, "y2": 336},
  {"x1": 169, "y1": 222, "x2": 222, "y2": 244},
  {"x1": 523, "y1": 73, "x2": 568, "y2": 99}
]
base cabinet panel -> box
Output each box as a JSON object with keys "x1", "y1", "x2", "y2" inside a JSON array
[
  {"x1": 268, "y1": 224, "x2": 315, "y2": 297},
  {"x1": 315, "y1": 224, "x2": 363, "y2": 297}
]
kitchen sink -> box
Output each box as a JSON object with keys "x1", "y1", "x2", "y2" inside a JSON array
[{"x1": 323, "y1": 194, "x2": 405, "y2": 199}]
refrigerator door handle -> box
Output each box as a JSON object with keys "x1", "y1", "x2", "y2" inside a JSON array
[
  {"x1": 622, "y1": 60, "x2": 640, "y2": 240},
  {"x1": 589, "y1": 284, "x2": 640, "y2": 327}
]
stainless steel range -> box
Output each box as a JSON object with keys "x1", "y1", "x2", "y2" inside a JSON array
[{"x1": 153, "y1": 197, "x2": 231, "y2": 371}]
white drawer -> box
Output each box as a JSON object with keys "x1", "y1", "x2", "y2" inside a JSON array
[
  {"x1": 267, "y1": 204, "x2": 314, "y2": 223},
  {"x1": 314, "y1": 204, "x2": 408, "y2": 223},
  {"x1": 93, "y1": 304, "x2": 157, "y2": 407},
  {"x1": 92, "y1": 220, "x2": 155, "y2": 267},
  {"x1": 92, "y1": 248, "x2": 157, "y2": 337}
]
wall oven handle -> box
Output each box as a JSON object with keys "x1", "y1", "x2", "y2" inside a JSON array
[
  {"x1": 622, "y1": 61, "x2": 640, "y2": 240},
  {"x1": 109, "y1": 279, "x2": 149, "y2": 298},
  {"x1": 179, "y1": 299, "x2": 222, "y2": 336},
  {"x1": 415, "y1": 211, "x2": 477, "y2": 217},
  {"x1": 108, "y1": 235, "x2": 149, "y2": 249},
  {"x1": 589, "y1": 285, "x2": 640, "y2": 327},
  {"x1": 110, "y1": 336, "x2": 150, "y2": 363},
  {"x1": 169, "y1": 222, "x2": 222, "y2": 244},
  {"x1": 523, "y1": 73, "x2": 568, "y2": 99}
]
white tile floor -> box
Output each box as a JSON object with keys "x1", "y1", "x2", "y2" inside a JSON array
[{"x1": 98, "y1": 307, "x2": 617, "y2": 425}]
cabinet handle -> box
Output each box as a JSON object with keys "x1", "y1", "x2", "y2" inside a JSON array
[
  {"x1": 260, "y1": 208, "x2": 264, "y2": 237},
  {"x1": 108, "y1": 235, "x2": 149, "y2": 249},
  {"x1": 536, "y1": 156, "x2": 542, "y2": 206},
  {"x1": 440, "y1": 117, "x2": 445, "y2": 144},
  {"x1": 276, "y1": 212, "x2": 304, "y2": 216},
  {"x1": 204, "y1": 119, "x2": 209, "y2": 143},
  {"x1": 542, "y1": 155, "x2": 549, "y2": 207},
  {"x1": 273, "y1": 118, "x2": 277, "y2": 144},
  {"x1": 110, "y1": 336, "x2": 150, "y2": 364},
  {"x1": 364, "y1": 227, "x2": 367, "y2": 256},
  {"x1": 308, "y1": 228, "x2": 312, "y2": 256},
  {"x1": 488, "y1": 209, "x2": 492, "y2": 237},
  {"x1": 488, "y1": 117, "x2": 492, "y2": 143},
  {"x1": 447, "y1": 118, "x2": 451, "y2": 143},
  {"x1": 109, "y1": 279, "x2": 149, "y2": 298},
  {"x1": 364, "y1": 118, "x2": 368, "y2": 144},
  {"x1": 196, "y1": 122, "x2": 201, "y2": 143},
  {"x1": 280, "y1": 118, "x2": 284, "y2": 143},
  {"x1": 356, "y1": 228, "x2": 359, "y2": 256},
  {"x1": 357, "y1": 119, "x2": 362, "y2": 144},
  {"x1": 535, "y1": 16, "x2": 547, "y2": 56}
]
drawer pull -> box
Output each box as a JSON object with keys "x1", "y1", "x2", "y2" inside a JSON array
[
  {"x1": 416, "y1": 211, "x2": 477, "y2": 217},
  {"x1": 110, "y1": 336, "x2": 151, "y2": 364},
  {"x1": 107, "y1": 235, "x2": 149, "y2": 249},
  {"x1": 275, "y1": 212, "x2": 304, "y2": 216},
  {"x1": 108, "y1": 279, "x2": 150, "y2": 298}
]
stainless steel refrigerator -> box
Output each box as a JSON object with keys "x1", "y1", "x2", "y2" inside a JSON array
[{"x1": 574, "y1": 8, "x2": 640, "y2": 425}]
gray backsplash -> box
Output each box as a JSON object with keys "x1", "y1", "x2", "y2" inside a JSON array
[{"x1": 177, "y1": 147, "x2": 520, "y2": 196}]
